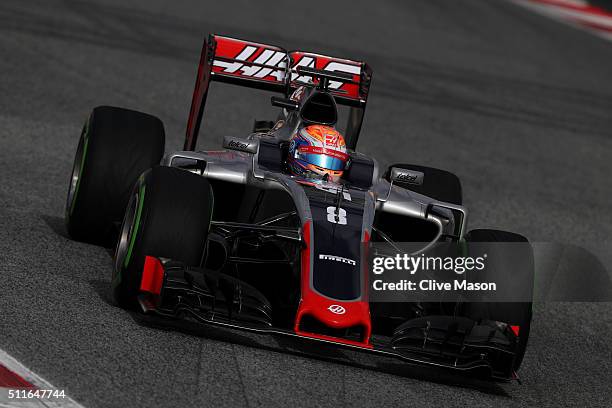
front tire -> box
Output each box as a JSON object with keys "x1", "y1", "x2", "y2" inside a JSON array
[
  {"x1": 112, "y1": 166, "x2": 214, "y2": 308},
  {"x1": 464, "y1": 229, "x2": 534, "y2": 371}
]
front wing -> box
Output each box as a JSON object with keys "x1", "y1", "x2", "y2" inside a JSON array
[{"x1": 138, "y1": 256, "x2": 523, "y2": 381}]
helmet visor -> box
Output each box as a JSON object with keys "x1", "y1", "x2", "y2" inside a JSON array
[{"x1": 297, "y1": 152, "x2": 346, "y2": 171}]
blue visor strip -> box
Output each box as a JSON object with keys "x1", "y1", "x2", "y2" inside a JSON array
[{"x1": 297, "y1": 152, "x2": 345, "y2": 170}]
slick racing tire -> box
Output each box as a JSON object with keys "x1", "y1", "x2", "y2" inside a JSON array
[
  {"x1": 65, "y1": 106, "x2": 165, "y2": 246},
  {"x1": 464, "y1": 229, "x2": 534, "y2": 371},
  {"x1": 384, "y1": 164, "x2": 462, "y2": 205},
  {"x1": 112, "y1": 166, "x2": 213, "y2": 308}
]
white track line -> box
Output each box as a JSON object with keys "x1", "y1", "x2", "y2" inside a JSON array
[{"x1": 0, "y1": 349, "x2": 84, "y2": 408}]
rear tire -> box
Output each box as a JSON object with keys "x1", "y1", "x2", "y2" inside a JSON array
[
  {"x1": 384, "y1": 164, "x2": 462, "y2": 205},
  {"x1": 65, "y1": 106, "x2": 165, "y2": 246},
  {"x1": 464, "y1": 229, "x2": 534, "y2": 371},
  {"x1": 112, "y1": 166, "x2": 214, "y2": 308}
]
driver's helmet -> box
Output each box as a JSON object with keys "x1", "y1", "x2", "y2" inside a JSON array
[{"x1": 287, "y1": 125, "x2": 349, "y2": 182}]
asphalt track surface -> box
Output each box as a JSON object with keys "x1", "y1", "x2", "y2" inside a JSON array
[{"x1": 1, "y1": 0, "x2": 612, "y2": 407}]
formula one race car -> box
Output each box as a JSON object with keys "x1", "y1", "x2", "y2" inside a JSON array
[{"x1": 65, "y1": 34, "x2": 534, "y2": 381}]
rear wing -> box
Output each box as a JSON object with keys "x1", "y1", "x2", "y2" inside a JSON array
[{"x1": 185, "y1": 34, "x2": 373, "y2": 151}]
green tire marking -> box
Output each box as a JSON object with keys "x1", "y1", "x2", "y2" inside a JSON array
[
  {"x1": 123, "y1": 184, "x2": 146, "y2": 269},
  {"x1": 69, "y1": 134, "x2": 89, "y2": 215}
]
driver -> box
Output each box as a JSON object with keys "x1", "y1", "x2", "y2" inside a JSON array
[{"x1": 286, "y1": 124, "x2": 349, "y2": 182}]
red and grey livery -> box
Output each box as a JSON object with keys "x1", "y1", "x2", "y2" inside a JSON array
[{"x1": 65, "y1": 34, "x2": 535, "y2": 382}]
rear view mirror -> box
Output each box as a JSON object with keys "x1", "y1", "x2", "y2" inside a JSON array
[
  {"x1": 390, "y1": 167, "x2": 424, "y2": 186},
  {"x1": 223, "y1": 136, "x2": 258, "y2": 154}
]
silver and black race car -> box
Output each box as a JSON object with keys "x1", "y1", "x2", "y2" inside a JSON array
[{"x1": 65, "y1": 34, "x2": 534, "y2": 381}]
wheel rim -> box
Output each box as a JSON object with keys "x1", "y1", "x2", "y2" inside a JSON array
[
  {"x1": 113, "y1": 189, "x2": 140, "y2": 280},
  {"x1": 66, "y1": 124, "x2": 88, "y2": 216}
]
